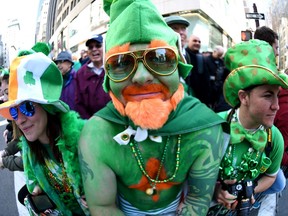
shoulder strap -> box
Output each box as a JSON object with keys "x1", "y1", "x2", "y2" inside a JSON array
[{"x1": 265, "y1": 128, "x2": 272, "y2": 157}]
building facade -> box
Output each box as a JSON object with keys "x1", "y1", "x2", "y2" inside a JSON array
[{"x1": 44, "y1": 0, "x2": 247, "y2": 59}]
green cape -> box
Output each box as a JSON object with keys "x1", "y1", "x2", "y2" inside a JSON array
[{"x1": 96, "y1": 95, "x2": 229, "y2": 135}]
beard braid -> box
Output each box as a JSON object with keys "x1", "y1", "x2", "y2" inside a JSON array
[{"x1": 109, "y1": 84, "x2": 184, "y2": 130}]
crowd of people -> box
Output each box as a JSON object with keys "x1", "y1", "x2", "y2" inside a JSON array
[{"x1": 0, "y1": 0, "x2": 287, "y2": 215}]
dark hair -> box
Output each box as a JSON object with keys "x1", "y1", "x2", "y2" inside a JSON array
[
  {"x1": 14, "y1": 111, "x2": 62, "y2": 164},
  {"x1": 254, "y1": 26, "x2": 278, "y2": 47},
  {"x1": 0, "y1": 74, "x2": 9, "y2": 87}
]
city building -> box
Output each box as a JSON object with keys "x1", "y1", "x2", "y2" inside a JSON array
[
  {"x1": 44, "y1": 0, "x2": 247, "y2": 59},
  {"x1": 0, "y1": 0, "x2": 282, "y2": 69}
]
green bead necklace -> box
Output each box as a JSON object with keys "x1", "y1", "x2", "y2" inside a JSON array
[
  {"x1": 130, "y1": 135, "x2": 181, "y2": 196},
  {"x1": 219, "y1": 144, "x2": 261, "y2": 181}
]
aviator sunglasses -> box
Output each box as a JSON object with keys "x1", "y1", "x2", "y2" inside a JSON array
[
  {"x1": 9, "y1": 101, "x2": 36, "y2": 120},
  {"x1": 105, "y1": 47, "x2": 178, "y2": 82}
]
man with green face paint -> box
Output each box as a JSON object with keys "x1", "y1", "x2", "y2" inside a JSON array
[{"x1": 78, "y1": 0, "x2": 228, "y2": 215}]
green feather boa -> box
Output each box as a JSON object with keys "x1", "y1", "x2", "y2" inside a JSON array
[{"x1": 20, "y1": 111, "x2": 89, "y2": 215}]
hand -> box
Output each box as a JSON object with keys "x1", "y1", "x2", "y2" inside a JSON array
[
  {"x1": 3, "y1": 129, "x2": 8, "y2": 143},
  {"x1": 214, "y1": 180, "x2": 238, "y2": 210},
  {"x1": 80, "y1": 195, "x2": 88, "y2": 208},
  {"x1": 32, "y1": 185, "x2": 43, "y2": 195}
]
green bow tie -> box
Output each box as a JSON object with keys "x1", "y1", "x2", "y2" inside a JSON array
[{"x1": 230, "y1": 121, "x2": 267, "y2": 151}]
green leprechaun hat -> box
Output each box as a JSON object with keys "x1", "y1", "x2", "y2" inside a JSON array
[
  {"x1": 102, "y1": 0, "x2": 192, "y2": 92},
  {"x1": 223, "y1": 39, "x2": 288, "y2": 107},
  {"x1": 31, "y1": 42, "x2": 51, "y2": 56},
  {"x1": 0, "y1": 52, "x2": 69, "y2": 120}
]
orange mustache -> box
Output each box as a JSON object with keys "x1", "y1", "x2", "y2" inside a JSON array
[{"x1": 122, "y1": 84, "x2": 170, "y2": 102}]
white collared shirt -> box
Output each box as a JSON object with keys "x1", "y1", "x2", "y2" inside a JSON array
[{"x1": 87, "y1": 62, "x2": 104, "y2": 75}]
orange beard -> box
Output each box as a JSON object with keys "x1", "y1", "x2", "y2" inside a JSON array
[{"x1": 109, "y1": 84, "x2": 184, "y2": 130}]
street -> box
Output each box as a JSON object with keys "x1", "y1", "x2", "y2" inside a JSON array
[
  {"x1": 0, "y1": 117, "x2": 28, "y2": 216},
  {"x1": 276, "y1": 182, "x2": 288, "y2": 215},
  {"x1": 0, "y1": 117, "x2": 18, "y2": 215}
]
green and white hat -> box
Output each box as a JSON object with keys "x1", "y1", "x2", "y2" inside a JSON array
[
  {"x1": 224, "y1": 39, "x2": 288, "y2": 107},
  {"x1": 102, "y1": 0, "x2": 192, "y2": 92},
  {"x1": 0, "y1": 52, "x2": 69, "y2": 120}
]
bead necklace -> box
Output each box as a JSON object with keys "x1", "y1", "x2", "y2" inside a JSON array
[
  {"x1": 43, "y1": 158, "x2": 77, "y2": 207},
  {"x1": 219, "y1": 144, "x2": 261, "y2": 181},
  {"x1": 130, "y1": 135, "x2": 181, "y2": 196}
]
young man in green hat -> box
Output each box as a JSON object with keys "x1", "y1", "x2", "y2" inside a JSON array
[
  {"x1": 78, "y1": 0, "x2": 228, "y2": 215},
  {"x1": 211, "y1": 39, "x2": 288, "y2": 213}
]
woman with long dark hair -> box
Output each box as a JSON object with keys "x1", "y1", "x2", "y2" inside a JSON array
[{"x1": 0, "y1": 50, "x2": 89, "y2": 216}]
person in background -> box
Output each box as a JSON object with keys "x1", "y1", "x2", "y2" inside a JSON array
[
  {"x1": 72, "y1": 55, "x2": 82, "y2": 72},
  {"x1": 78, "y1": 0, "x2": 228, "y2": 215},
  {"x1": 254, "y1": 26, "x2": 279, "y2": 57},
  {"x1": 275, "y1": 68, "x2": 288, "y2": 178},
  {"x1": 210, "y1": 40, "x2": 288, "y2": 214},
  {"x1": 184, "y1": 34, "x2": 210, "y2": 105},
  {"x1": 74, "y1": 34, "x2": 111, "y2": 119},
  {"x1": 55, "y1": 51, "x2": 77, "y2": 111},
  {"x1": 0, "y1": 73, "x2": 13, "y2": 143},
  {"x1": 79, "y1": 49, "x2": 90, "y2": 66},
  {"x1": 165, "y1": 15, "x2": 191, "y2": 93},
  {"x1": 0, "y1": 72, "x2": 21, "y2": 171},
  {"x1": 0, "y1": 137, "x2": 22, "y2": 171},
  {"x1": 0, "y1": 51, "x2": 89, "y2": 215},
  {"x1": 164, "y1": 15, "x2": 190, "y2": 61},
  {"x1": 205, "y1": 45, "x2": 231, "y2": 112}
]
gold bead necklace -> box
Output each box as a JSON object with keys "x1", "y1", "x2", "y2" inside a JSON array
[{"x1": 130, "y1": 135, "x2": 181, "y2": 196}]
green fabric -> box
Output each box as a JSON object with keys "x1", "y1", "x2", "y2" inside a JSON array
[
  {"x1": 96, "y1": 94, "x2": 228, "y2": 135},
  {"x1": 218, "y1": 110, "x2": 284, "y2": 180},
  {"x1": 104, "y1": 0, "x2": 178, "y2": 51},
  {"x1": 41, "y1": 63, "x2": 65, "y2": 102},
  {"x1": 73, "y1": 61, "x2": 82, "y2": 72},
  {"x1": 102, "y1": 0, "x2": 192, "y2": 92},
  {"x1": 230, "y1": 121, "x2": 267, "y2": 151},
  {"x1": 0, "y1": 52, "x2": 70, "y2": 120},
  {"x1": 20, "y1": 111, "x2": 89, "y2": 216},
  {"x1": 224, "y1": 39, "x2": 288, "y2": 107},
  {"x1": 0, "y1": 68, "x2": 9, "y2": 76},
  {"x1": 31, "y1": 42, "x2": 51, "y2": 56}
]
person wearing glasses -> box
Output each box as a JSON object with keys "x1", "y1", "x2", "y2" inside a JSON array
[
  {"x1": 74, "y1": 34, "x2": 111, "y2": 119},
  {"x1": 78, "y1": 0, "x2": 228, "y2": 215},
  {"x1": 0, "y1": 51, "x2": 89, "y2": 215}
]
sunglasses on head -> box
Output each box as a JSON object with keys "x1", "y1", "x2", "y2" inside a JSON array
[
  {"x1": 105, "y1": 47, "x2": 178, "y2": 82},
  {"x1": 88, "y1": 43, "x2": 102, "y2": 50},
  {"x1": 9, "y1": 101, "x2": 35, "y2": 120}
]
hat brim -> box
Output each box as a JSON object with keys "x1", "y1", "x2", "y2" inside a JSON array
[
  {"x1": 0, "y1": 99, "x2": 70, "y2": 120},
  {"x1": 224, "y1": 65, "x2": 288, "y2": 107},
  {"x1": 85, "y1": 39, "x2": 102, "y2": 46},
  {"x1": 55, "y1": 60, "x2": 74, "y2": 66}
]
